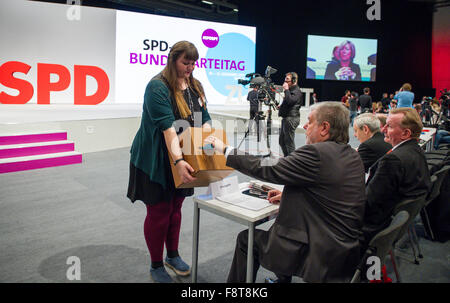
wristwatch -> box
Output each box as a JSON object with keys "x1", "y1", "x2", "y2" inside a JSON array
[{"x1": 173, "y1": 158, "x2": 184, "y2": 166}]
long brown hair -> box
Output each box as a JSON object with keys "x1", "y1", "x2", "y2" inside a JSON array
[{"x1": 162, "y1": 41, "x2": 206, "y2": 119}]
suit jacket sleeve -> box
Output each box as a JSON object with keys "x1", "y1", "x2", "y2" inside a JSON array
[
  {"x1": 366, "y1": 154, "x2": 402, "y2": 222},
  {"x1": 282, "y1": 87, "x2": 302, "y2": 107},
  {"x1": 357, "y1": 143, "x2": 376, "y2": 173},
  {"x1": 226, "y1": 144, "x2": 320, "y2": 186}
]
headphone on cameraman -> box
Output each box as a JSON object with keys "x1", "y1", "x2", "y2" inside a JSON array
[{"x1": 287, "y1": 72, "x2": 298, "y2": 85}]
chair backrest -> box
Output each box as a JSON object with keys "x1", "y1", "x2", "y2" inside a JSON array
[
  {"x1": 393, "y1": 194, "x2": 427, "y2": 241},
  {"x1": 427, "y1": 165, "x2": 450, "y2": 203},
  {"x1": 437, "y1": 143, "x2": 450, "y2": 151},
  {"x1": 425, "y1": 150, "x2": 449, "y2": 174},
  {"x1": 367, "y1": 211, "x2": 410, "y2": 262}
]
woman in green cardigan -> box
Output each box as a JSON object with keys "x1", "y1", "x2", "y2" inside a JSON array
[{"x1": 127, "y1": 41, "x2": 211, "y2": 283}]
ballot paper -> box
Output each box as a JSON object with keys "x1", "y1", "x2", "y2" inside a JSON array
[
  {"x1": 216, "y1": 191, "x2": 272, "y2": 211},
  {"x1": 206, "y1": 177, "x2": 278, "y2": 211}
]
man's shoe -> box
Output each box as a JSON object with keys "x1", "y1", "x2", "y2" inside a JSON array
[
  {"x1": 165, "y1": 256, "x2": 191, "y2": 276},
  {"x1": 150, "y1": 266, "x2": 173, "y2": 283}
]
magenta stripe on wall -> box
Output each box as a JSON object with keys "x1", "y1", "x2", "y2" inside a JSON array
[
  {"x1": 0, "y1": 133, "x2": 67, "y2": 145},
  {"x1": 0, "y1": 143, "x2": 75, "y2": 159},
  {"x1": 0, "y1": 154, "x2": 82, "y2": 174}
]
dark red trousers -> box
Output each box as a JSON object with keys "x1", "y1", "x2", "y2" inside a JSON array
[{"x1": 144, "y1": 196, "x2": 184, "y2": 262}]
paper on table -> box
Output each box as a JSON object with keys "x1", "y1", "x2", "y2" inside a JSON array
[{"x1": 216, "y1": 191, "x2": 272, "y2": 211}]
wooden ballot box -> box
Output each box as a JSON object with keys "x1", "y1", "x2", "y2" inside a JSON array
[{"x1": 169, "y1": 127, "x2": 234, "y2": 188}]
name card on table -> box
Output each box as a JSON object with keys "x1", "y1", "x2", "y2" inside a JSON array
[{"x1": 207, "y1": 175, "x2": 239, "y2": 199}]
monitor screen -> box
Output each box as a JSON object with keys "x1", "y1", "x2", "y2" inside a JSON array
[{"x1": 306, "y1": 35, "x2": 378, "y2": 82}]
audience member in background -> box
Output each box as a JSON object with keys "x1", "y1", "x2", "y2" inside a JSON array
[
  {"x1": 434, "y1": 130, "x2": 450, "y2": 149},
  {"x1": 312, "y1": 92, "x2": 319, "y2": 104},
  {"x1": 381, "y1": 93, "x2": 391, "y2": 110},
  {"x1": 395, "y1": 83, "x2": 414, "y2": 108},
  {"x1": 349, "y1": 91, "x2": 359, "y2": 126},
  {"x1": 431, "y1": 98, "x2": 441, "y2": 112},
  {"x1": 376, "y1": 113, "x2": 387, "y2": 129},
  {"x1": 341, "y1": 90, "x2": 351, "y2": 107},
  {"x1": 371, "y1": 102, "x2": 378, "y2": 113},
  {"x1": 358, "y1": 87, "x2": 373, "y2": 113},
  {"x1": 389, "y1": 99, "x2": 397, "y2": 111},
  {"x1": 205, "y1": 102, "x2": 366, "y2": 283},
  {"x1": 414, "y1": 103, "x2": 422, "y2": 116},
  {"x1": 353, "y1": 113, "x2": 392, "y2": 173},
  {"x1": 389, "y1": 93, "x2": 395, "y2": 101},
  {"x1": 375, "y1": 102, "x2": 387, "y2": 114},
  {"x1": 362, "y1": 108, "x2": 431, "y2": 249}
]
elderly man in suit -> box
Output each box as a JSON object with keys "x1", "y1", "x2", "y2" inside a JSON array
[
  {"x1": 353, "y1": 113, "x2": 392, "y2": 173},
  {"x1": 362, "y1": 108, "x2": 431, "y2": 246},
  {"x1": 205, "y1": 102, "x2": 366, "y2": 283}
]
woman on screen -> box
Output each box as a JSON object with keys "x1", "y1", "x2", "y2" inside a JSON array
[
  {"x1": 127, "y1": 41, "x2": 211, "y2": 283},
  {"x1": 324, "y1": 40, "x2": 362, "y2": 81}
]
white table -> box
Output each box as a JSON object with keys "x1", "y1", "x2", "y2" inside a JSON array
[
  {"x1": 420, "y1": 127, "x2": 437, "y2": 151},
  {"x1": 191, "y1": 182, "x2": 280, "y2": 283}
]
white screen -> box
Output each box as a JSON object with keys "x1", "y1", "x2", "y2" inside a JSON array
[{"x1": 115, "y1": 10, "x2": 256, "y2": 105}]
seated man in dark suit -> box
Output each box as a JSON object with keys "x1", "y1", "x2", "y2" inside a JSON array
[
  {"x1": 205, "y1": 102, "x2": 366, "y2": 283},
  {"x1": 362, "y1": 108, "x2": 431, "y2": 246},
  {"x1": 353, "y1": 113, "x2": 391, "y2": 173}
]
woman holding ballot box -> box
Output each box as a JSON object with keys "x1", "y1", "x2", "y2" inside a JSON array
[{"x1": 127, "y1": 41, "x2": 211, "y2": 283}]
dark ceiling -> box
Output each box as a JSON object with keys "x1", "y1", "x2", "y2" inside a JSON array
[
  {"x1": 31, "y1": 0, "x2": 450, "y2": 24},
  {"x1": 32, "y1": 0, "x2": 242, "y2": 23}
]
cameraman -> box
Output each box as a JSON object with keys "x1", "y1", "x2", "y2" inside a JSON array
[
  {"x1": 247, "y1": 85, "x2": 259, "y2": 134},
  {"x1": 278, "y1": 72, "x2": 302, "y2": 156}
]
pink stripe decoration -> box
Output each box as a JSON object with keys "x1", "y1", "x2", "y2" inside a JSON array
[
  {"x1": 0, "y1": 143, "x2": 75, "y2": 159},
  {"x1": 0, "y1": 154, "x2": 82, "y2": 174},
  {"x1": 0, "y1": 132, "x2": 67, "y2": 145}
]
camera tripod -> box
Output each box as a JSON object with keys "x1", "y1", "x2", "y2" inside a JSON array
[{"x1": 237, "y1": 102, "x2": 274, "y2": 157}]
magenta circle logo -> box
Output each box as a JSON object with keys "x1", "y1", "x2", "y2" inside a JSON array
[{"x1": 201, "y1": 29, "x2": 219, "y2": 48}]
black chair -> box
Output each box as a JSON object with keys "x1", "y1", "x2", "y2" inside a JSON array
[
  {"x1": 351, "y1": 211, "x2": 409, "y2": 283},
  {"x1": 437, "y1": 143, "x2": 450, "y2": 150},
  {"x1": 392, "y1": 194, "x2": 428, "y2": 268},
  {"x1": 421, "y1": 165, "x2": 450, "y2": 240},
  {"x1": 425, "y1": 149, "x2": 449, "y2": 174}
]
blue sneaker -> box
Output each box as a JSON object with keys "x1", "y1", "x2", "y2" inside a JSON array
[
  {"x1": 150, "y1": 266, "x2": 173, "y2": 283},
  {"x1": 164, "y1": 256, "x2": 191, "y2": 276}
]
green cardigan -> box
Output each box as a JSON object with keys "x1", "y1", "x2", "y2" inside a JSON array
[{"x1": 130, "y1": 77, "x2": 212, "y2": 190}]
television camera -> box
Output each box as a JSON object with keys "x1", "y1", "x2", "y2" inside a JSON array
[
  {"x1": 236, "y1": 66, "x2": 282, "y2": 153},
  {"x1": 237, "y1": 65, "x2": 282, "y2": 111}
]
